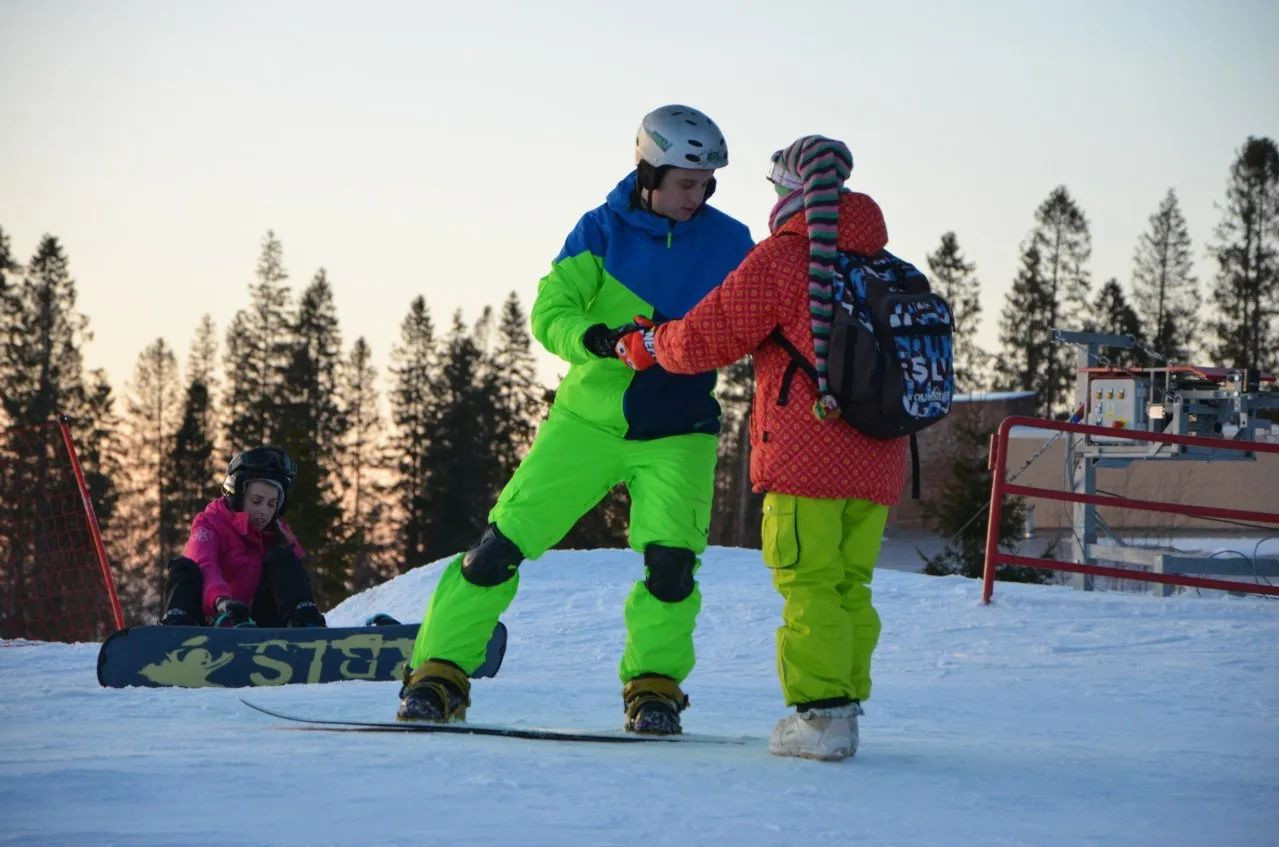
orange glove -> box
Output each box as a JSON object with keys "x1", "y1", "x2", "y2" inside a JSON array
[{"x1": 615, "y1": 316, "x2": 657, "y2": 371}]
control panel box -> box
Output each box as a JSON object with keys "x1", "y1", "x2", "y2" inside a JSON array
[{"x1": 1087, "y1": 378, "x2": 1148, "y2": 442}]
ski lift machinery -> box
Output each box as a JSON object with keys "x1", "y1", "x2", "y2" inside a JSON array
[{"x1": 1054, "y1": 329, "x2": 1279, "y2": 595}]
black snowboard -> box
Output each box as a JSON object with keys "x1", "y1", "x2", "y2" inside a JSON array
[
  {"x1": 241, "y1": 699, "x2": 748, "y2": 745},
  {"x1": 97, "y1": 622, "x2": 507, "y2": 689}
]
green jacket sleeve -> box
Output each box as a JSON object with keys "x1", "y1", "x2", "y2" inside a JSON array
[{"x1": 531, "y1": 250, "x2": 604, "y2": 366}]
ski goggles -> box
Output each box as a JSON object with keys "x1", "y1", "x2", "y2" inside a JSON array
[{"x1": 766, "y1": 153, "x2": 804, "y2": 191}]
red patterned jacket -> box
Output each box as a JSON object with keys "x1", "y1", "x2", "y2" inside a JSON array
[{"x1": 652, "y1": 191, "x2": 908, "y2": 503}]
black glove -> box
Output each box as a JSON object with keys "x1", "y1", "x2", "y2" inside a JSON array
[
  {"x1": 214, "y1": 596, "x2": 254, "y2": 628},
  {"x1": 583, "y1": 323, "x2": 632, "y2": 359}
]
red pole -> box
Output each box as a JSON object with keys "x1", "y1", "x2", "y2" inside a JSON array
[
  {"x1": 981, "y1": 418, "x2": 1012, "y2": 604},
  {"x1": 57, "y1": 416, "x2": 124, "y2": 630}
]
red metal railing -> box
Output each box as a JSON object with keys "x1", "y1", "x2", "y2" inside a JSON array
[{"x1": 982, "y1": 415, "x2": 1279, "y2": 603}]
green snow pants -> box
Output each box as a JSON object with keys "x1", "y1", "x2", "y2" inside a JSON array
[
  {"x1": 761, "y1": 492, "x2": 889, "y2": 706},
  {"x1": 411, "y1": 407, "x2": 718, "y2": 684}
]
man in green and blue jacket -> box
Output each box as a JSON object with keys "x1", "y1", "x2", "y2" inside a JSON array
[{"x1": 399, "y1": 105, "x2": 754, "y2": 734}]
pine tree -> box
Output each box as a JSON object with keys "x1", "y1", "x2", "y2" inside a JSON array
[
  {"x1": 557, "y1": 483, "x2": 631, "y2": 550},
  {"x1": 336, "y1": 336, "x2": 393, "y2": 591},
  {"x1": 115, "y1": 339, "x2": 182, "y2": 618},
  {"x1": 223, "y1": 231, "x2": 292, "y2": 448},
  {"x1": 0, "y1": 236, "x2": 89, "y2": 426},
  {"x1": 919, "y1": 413, "x2": 1043, "y2": 583},
  {"x1": 709, "y1": 357, "x2": 761, "y2": 548},
  {"x1": 0, "y1": 236, "x2": 119, "y2": 631},
  {"x1": 0, "y1": 226, "x2": 24, "y2": 430},
  {"x1": 1209, "y1": 136, "x2": 1279, "y2": 371},
  {"x1": 997, "y1": 187, "x2": 1092, "y2": 416},
  {"x1": 1131, "y1": 189, "x2": 1198, "y2": 362},
  {"x1": 419, "y1": 311, "x2": 502, "y2": 562},
  {"x1": 275, "y1": 268, "x2": 348, "y2": 607},
  {"x1": 996, "y1": 245, "x2": 1051, "y2": 410},
  {"x1": 79, "y1": 369, "x2": 121, "y2": 529},
  {"x1": 1092, "y1": 279, "x2": 1143, "y2": 341},
  {"x1": 188, "y1": 314, "x2": 220, "y2": 458},
  {"x1": 0, "y1": 225, "x2": 18, "y2": 293},
  {"x1": 927, "y1": 232, "x2": 990, "y2": 393},
  {"x1": 471, "y1": 304, "x2": 495, "y2": 358},
  {"x1": 79, "y1": 368, "x2": 125, "y2": 618},
  {"x1": 0, "y1": 235, "x2": 104, "y2": 468},
  {"x1": 388, "y1": 296, "x2": 439, "y2": 570},
  {"x1": 490, "y1": 292, "x2": 546, "y2": 480},
  {"x1": 166, "y1": 378, "x2": 215, "y2": 570},
  {"x1": 220, "y1": 311, "x2": 254, "y2": 453},
  {"x1": 471, "y1": 305, "x2": 503, "y2": 487},
  {"x1": 189, "y1": 314, "x2": 219, "y2": 387}
]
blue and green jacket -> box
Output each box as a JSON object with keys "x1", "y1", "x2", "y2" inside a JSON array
[{"x1": 532, "y1": 172, "x2": 754, "y2": 440}]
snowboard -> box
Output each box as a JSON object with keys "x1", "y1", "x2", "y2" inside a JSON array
[
  {"x1": 241, "y1": 698, "x2": 749, "y2": 745},
  {"x1": 97, "y1": 621, "x2": 507, "y2": 689}
]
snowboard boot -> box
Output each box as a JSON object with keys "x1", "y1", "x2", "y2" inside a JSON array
[
  {"x1": 768, "y1": 701, "x2": 863, "y2": 761},
  {"x1": 158, "y1": 608, "x2": 202, "y2": 627},
  {"x1": 397, "y1": 659, "x2": 470, "y2": 723},
  {"x1": 622, "y1": 675, "x2": 689, "y2": 735},
  {"x1": 286, "y1": 601, "x2": 326, "y2": 628},
  {"x1": 365, "y1": 613, "x2": 401, "y2": 627}
]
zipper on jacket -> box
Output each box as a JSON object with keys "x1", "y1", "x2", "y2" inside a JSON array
[{"x1": 666, "y1": 221, "x2": 673, "y2": 249}]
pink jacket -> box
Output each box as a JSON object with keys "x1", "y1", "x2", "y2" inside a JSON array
[{"x1": 181, "y1": 497, "x2": 306, "y2": 618}]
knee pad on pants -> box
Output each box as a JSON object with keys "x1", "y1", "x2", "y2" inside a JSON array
[
  {"x1": 461, "y1": 523, "x2": 524, "y2": 587},
  {"x1": 644, "y1": 544, "x2": 695, "y2": 603}
]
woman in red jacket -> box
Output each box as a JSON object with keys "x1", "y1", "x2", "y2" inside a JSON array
[
  {"x1": 158, "y1": 447, "x2": 326, "y2": 628},
  {"x1": 617, "y1": 135, "x2": 908, "y2": 761}
]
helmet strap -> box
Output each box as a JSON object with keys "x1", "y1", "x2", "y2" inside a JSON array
[
  {"x1": 633, "y1": 162, "x2": 713, "y2": 215},
  {"x1": 635, "y1": 161, "x2": 671, "y2": 212}
]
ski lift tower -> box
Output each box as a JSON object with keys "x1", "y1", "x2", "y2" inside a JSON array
[{"x1": 1057, "y1": 329, "x2": 1279, "y2": 594}]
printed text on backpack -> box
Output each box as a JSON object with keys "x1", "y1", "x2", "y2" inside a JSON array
[{"x1": 774, "y1": 250, "x2": 954, "y2": 439}]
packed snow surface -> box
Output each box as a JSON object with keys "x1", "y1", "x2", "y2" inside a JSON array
[{"x1": 2, "y1": 541, "x2": 1276, "y2": 846}]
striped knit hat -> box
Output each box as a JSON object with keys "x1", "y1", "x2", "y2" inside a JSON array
[{"x1": 766, "y1": 135, "x2": 854, "y2": 418}]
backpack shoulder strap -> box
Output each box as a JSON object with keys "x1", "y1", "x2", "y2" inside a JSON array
[
  {"x1": 769, "y1": 328, "x2": 817, "y2": 380},
  {"x1": 769, "y1": 328, "x2": 819, "y2": 408}
]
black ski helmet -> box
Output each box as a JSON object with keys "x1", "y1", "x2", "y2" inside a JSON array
[{"x1": 222, "y1": 446, "x2": 296, "y2": 515}]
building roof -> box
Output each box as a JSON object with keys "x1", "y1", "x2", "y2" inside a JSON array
[{"x1": 952, "y1": 391, "x2": 1037, "y2": 403}]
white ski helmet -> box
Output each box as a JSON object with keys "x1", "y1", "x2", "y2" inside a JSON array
[{"x1": 635, "y1": 105, "x2": 728, "y2": 170}]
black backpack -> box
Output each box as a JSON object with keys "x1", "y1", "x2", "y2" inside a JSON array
[{"x1": 772, "y1": 249, "x2": 954, "y2": 496}]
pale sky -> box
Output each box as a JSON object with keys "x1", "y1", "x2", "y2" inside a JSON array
[{"x1": 2, "y1": 0, "x2": 1276, "y2": 398}]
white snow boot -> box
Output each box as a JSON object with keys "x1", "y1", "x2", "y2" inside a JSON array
[{"x1": 768, "y1": 701, "x2": 863, "y2": 761}]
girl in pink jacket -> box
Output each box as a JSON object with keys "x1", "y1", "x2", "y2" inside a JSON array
[{"x1": 158, "y1": 447, "x2": 326, "y2": 628}]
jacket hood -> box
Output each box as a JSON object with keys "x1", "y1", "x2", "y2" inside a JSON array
[{"x1": 778, "y1": 190, "x2": 889, "y2": 255}]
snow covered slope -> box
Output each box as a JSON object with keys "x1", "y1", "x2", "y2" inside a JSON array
[{"x1": 2, "y1": 546, "x2": 1275, "y2": 846}]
